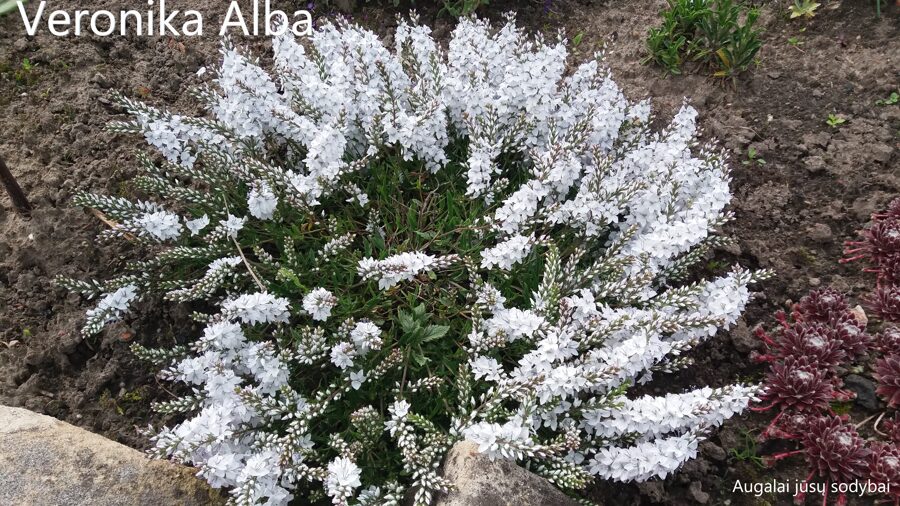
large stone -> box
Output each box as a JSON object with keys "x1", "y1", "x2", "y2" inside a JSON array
[
  {"x1": 0, "y1": 405, "x2": 224, "y2": 506},
  {"x1": 435, "y1": 441, "x2": 579, "y2": 506}
]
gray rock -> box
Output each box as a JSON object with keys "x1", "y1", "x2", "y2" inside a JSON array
[
  {"x1": 89, "y1": 73, "x2": 113, "y2": 89},
  {"x1": 844, "y1": 374, "x2": 880, "y2": 411},
  {"x1": 435, "y1": 441, "x2": 578, "y2": 506},
  {"x1": 700, "y1": 441, "x2": 727, "y2": 463},
  {"x1": 689, "y1": 481, "x2": 710, "y2": 504},
  {"x1": 807, "y1": 223, "x2": 833, "y2": 244},
  {"x1": 0, "y1": 405, "x2": 224, "y2": 506}
]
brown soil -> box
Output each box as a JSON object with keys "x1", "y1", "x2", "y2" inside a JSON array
[{"x1": 1, "y1": 0, "x2": 897, "y2": 504}]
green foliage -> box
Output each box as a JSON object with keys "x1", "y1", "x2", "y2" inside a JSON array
[
  {"x1": 788, "y1": 0, "x2": 820, "y2": 19},
  {"x1": 572, "y1": 32, "x2": 585, "y2": 47},
  {"x1": 830, "y1": 400, "x2": 853, "y2": 415},
  {"x1": 645, "y1": 0, "x2": 763, "y2": 79},
  {"x1": 742, "y1": 147, "x2": 765, "y2": 166},
  {"x1": 440, "y1": 0, "x2": 489, "y2": 17},
  {"x1": 728, "y1": 430, "x2": 766, "y2": 468},
  {"x1": 826, "y1": 113, "x2": 846, "y2": 128},
  {"x1": 2, "y1": 58, "x2": 39, "y2": 87},
  {"x1": 787, "y1": 36, "x2": 804, "y2": 48},
  {"x1": 0, "y1": 0, "x2": 22, "y2": 17},
  {"x1": 876, "y1": 91, "x2": 899, "y2": 106}
]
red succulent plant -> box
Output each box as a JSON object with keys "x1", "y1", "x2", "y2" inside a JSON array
[
  {"x1": 883, "y1": 413, "x2": 900, "y2": 444},
  {"x1": 869, "y1": 284, "x2": 900, "y2": 324},
  {"x1": 886, "y1": 198, "x2": 900, "y2": 219},
  {"x1": 826, "y1": 312, "x2": 872, "y2": 359},
  {"x1": 756, "y1": 321, "x2": 847, "y2": 370},
  {"x1": 757, "y1": 356, "x2": 838, "y2": 413},
  {"x1": 875, "y1": 354, "x2": 900, "y2": 408},
  {"x1": 792, "y1": 288, "x2": 850, "y2": 323},
  {"x1": 766, "y1": 416, "x2": 872, "y2": 506},
  {"x1": 867, "y1": 442, "x2": 900, "y2": 504},
  {"x1": 843, "y1": 198, "x2": 900, "y2": 285},
  {"x1": 756, "y1": 199, "x2": 900, "y2": 506},
  {"x1": 877, "y1": 326, "x2": 900, "y2": 356},
  {"x1": 754, "y1": 356, "x2": 854, "y2": 441},
  {"x1": 800, "y1": 416, "x2": 871, "y2": 505}
]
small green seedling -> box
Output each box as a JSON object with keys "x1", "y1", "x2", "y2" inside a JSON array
[
  {"x1": 742, "y1": 147, "x2": 766, "y2": 166},
  {"x1": 875, "y1": 92, "x2": 899, "y2": 106},
  {"x1": 826, "y1": 114, "x2": 846, "y2": 128},
  {"x1": 572, "y1": 32, "x2": 585, "y2": 48},
  {"x1": 729, "y1": 430, "x2": 766, "y2": 468},
  {"x1": 789, "y1": 0, "x2": 821, "y2": 18},
  {"x1": 13, "y1": 58, "x2": 38, "y2": 86},
  {"x1": 787, "y1": 36, "x2": 804, "y2": 48}
]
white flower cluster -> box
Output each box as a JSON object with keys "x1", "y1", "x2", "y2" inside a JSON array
[
  {"x1": 357, "y1": 252, "x2": 438, "y2": 290},
  {"x1": 82, "y1": 284, "x2": 139, "y2": 336},
  {"x1": 222, "y1": 292, "x2": 290, "y2": 325},
  {"x1": 302, "y1": 287, "x2": 337, "y2": 321},
  {"x1": 70, "y1": 16, "x2": 770, "y2": 506},
  {"x1": 583, "y1": 385, "x2": 759, "y2": 439}
]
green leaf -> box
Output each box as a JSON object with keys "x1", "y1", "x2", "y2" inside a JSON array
[
  {"x1": 422, "y1": 325, "x2": 450, "y2": 342},
  {"x1": 412, "y1": 350, "x2": 429, "y2": 367},
  {"x1": 0, "y1": 0, "x2": 22, "y2": 17},
  {"x1": 398, "y1": 310, "x2": 416, "y2": 334},
  {"x1": 374, "y1": 234, "x2": 386, "y2": 253},
  {"x1": 572, "y1": 32, "x2": 584, "y2": 47}
]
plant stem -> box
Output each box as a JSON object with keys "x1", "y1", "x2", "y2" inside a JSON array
[{"x1": 0, "y1": 154, "x2": 32, "y2": 216}]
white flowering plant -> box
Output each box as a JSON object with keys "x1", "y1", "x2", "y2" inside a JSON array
[{"x1": 60, "y1": 15, "x2": 770, "y2": 506}]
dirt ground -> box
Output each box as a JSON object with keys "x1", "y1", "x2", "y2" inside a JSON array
[{"x1": 0, "y1": 0, "x2": 897, "y2": 504}]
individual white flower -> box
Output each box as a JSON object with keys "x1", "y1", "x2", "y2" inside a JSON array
[
  {"x1": 470, "y1": 356, "x2": 503, "y2": 382},
  {"x1": 137, "y1": 211, "x2": 183, "y2": 241},
  {"x1": 330, "y1": 342, "x2": 356, "y2": 370},
  {"x1": 302, "y1": 287, "x2": 337, "y2": 321},
  {"x1": 199, "y1": 321, "x2": 246, "y2": 351},
  {"x1": 248, "y1": 182, "x2": 278, "y2": 220},
  {"x1": 202, "y1": 453, "x2": 242, "y2": 488},
  {"x1": 326, "y1": 457, "x2": 362, "y2": 500},
  {"x1": 349, "y1": 370, "x2": 366, "y2": 390},
  {"x1": 390, "y1": 399, "x2": 410, "y2": 420},
  {"x1": 102, "y1": 284, "x2": 138, "y2": 312},
  {"x1": 185, "y1": 214, "x2": 210, "y2": 236},
  {"x1": 350, "y1": 320, "x2": 382, "y2": 353},
  {"x1": 221, "y1": 214, "x2": 246, "y2": 239}
]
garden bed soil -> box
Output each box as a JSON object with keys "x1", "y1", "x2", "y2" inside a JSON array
[{"x1": 1, "y1": 0, "x2": 897, "y2": 504}]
